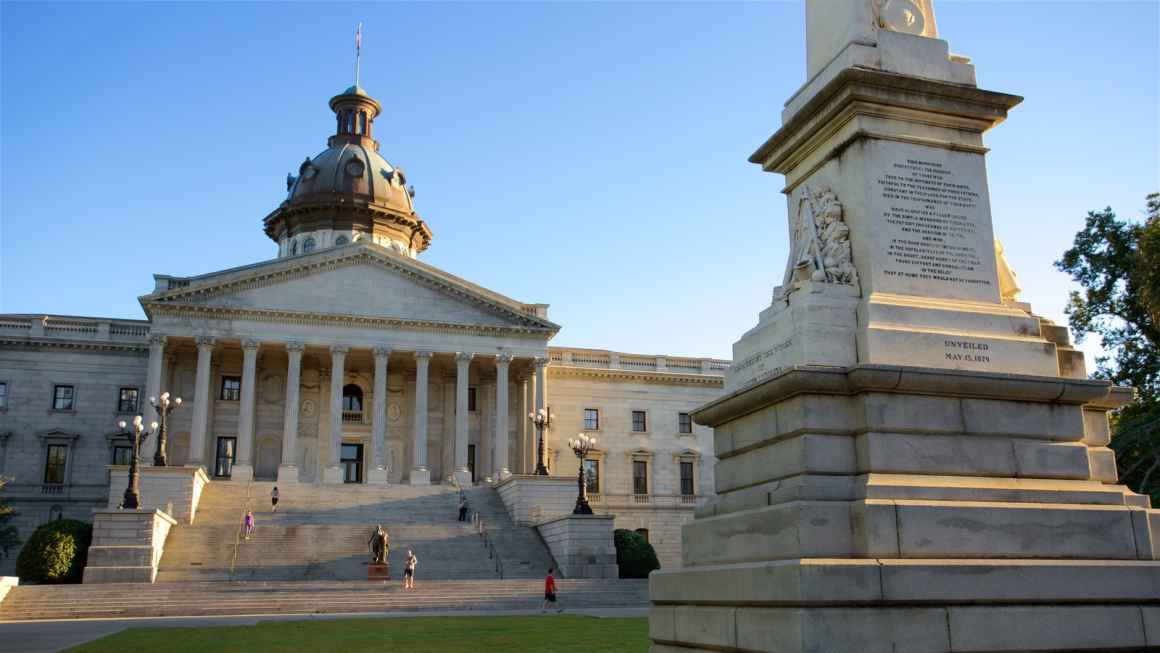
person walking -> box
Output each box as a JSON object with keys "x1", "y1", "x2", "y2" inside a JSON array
[
  {"x1": 243, "y1": 510, "x2": 255, "y2": 540},
  {"x1": 271, "y1": 486, "x2": 280, "y2": 513},
  {"x1": 403, "y1": 549, "x2": 418, "y2": 590},
  {"x1": 457, "y1": 495, "x2": 468, "y2": 522},
  {"x1": 542, "y1": 567, "x2": 562, "y2": 613}
]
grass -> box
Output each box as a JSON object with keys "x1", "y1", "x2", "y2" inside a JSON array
[{"x1": 65, "y1": 614, "x2": 650, "y2": 653}]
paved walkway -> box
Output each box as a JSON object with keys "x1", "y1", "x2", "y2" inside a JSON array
[{"x1": 0, "y1": 607, "x2": 649, "y2": 653}]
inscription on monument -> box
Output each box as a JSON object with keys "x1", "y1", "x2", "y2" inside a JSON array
[
  {"x1": 877, "y1": 158, "x2": 992, "y2": 289},
  {"x1": 944, "y1": 339, "x2": 991, "y2": 364}
]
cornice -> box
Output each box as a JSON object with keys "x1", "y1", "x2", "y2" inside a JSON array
[
  {"x1": 145, "y1": 303, "x2": 554, "y2": 339},
  {"x1": 0, "y1": 336, "x2": 148, "y2": 354},
  {"x1": 547, "y1": 365, "x2": 725, "y2": 387},
  {"x1": 141, "y1": 245, "x2": 559, "y2": 333}
]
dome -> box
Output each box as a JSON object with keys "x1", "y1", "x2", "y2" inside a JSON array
[{"x1": 263, "y1": 86, "x2": 433, "y2": 256}]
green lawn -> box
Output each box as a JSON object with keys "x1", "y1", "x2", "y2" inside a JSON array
[{"x1": 66, "y1": 615, "x2": 649, "y2": 653}]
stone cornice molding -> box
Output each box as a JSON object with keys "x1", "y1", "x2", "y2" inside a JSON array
[
  {"x1": 0, "y1": 336, "x2": 148, "y2": 354},
  {"x1": 139, "y1": 245, "x2": 560, "y2": 333},
  {"x1": 547, "y1": 365, "x2": 726, "y2": 388},
  {"x1": 142, "y1": 303, "x2": 554, "y2": 339},
  {"x1": 36, "y1": 429, "x2": 80, "y2": 442}
]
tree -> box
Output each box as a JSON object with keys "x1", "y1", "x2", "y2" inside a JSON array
[
  {"x1": 1056, "y1": 193, "x2": 1160, "y2": 502},
  {"x1": 15, "y1": 519, "x2": 91, "y2": 583},
  {"x1": 0, "y1": 478, "x2": 19, "y2": 559},
  {"x1": 613, "y1": 528, "x2": 660, "y2": 579}
]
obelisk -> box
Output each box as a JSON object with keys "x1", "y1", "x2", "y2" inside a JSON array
[{"x1": 649, "y1": 2, "x2": 1160, "y2": 651}]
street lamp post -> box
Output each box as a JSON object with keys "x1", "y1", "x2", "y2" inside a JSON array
[
  {"x1": 567, "y1": 432, "x2": 597, "y2": 515},
  {"x1": 528, "y1": 408, "x2": 551, "y2": 476},
  {"x1": 150, "y1": 391, "x2": 183, "y2": 467},
  {"x1": 117, "y1": 415, "x2": 157, "y2": 510}
]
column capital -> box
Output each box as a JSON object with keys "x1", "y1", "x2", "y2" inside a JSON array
[
  {"x1": 533, "y1": 356, "x2": 549, "y2": 369},
  {"x1": 455, "y1": 352, "x2": 475, "y2": 364},
  {"x1": 330, "y1": 344, "x2": 349, "y2": 355},
  {"x1": 242, "y1": 338, "x2": 261, "y2": 351},
  {"x1": 195, "y1": 335, "x2": 215, "y2": 349},
  {"x1": 414, "y1": 350, "x2": 433, "y2": 361},
  {"x1": 495, "y1": 352, "x2": 515, "y2": 366},
  {"x1": 373, "y1": 345, "x2": 392, "y2": 358},
  {"x1": 285, "y1": 341, "x2": 306, "y2": 353},
  {"x1": 149, "y1": 334, "x2": 168, "y2": 347}
]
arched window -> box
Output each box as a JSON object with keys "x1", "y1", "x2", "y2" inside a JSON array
[
  {"x1": 342, "y1": 384, "x2": 363, "y2": 412},
  {"x1": 302, "y1": 237, "x2": 316, "y2": 253},
  {"x1": 335, "y1": 235, "x2": 349, "y2": 246},
  {"x1": 358, "y1": 112, "x2": 367, "y2": 135}
]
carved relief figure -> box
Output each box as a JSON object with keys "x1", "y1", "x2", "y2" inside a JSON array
[
  {"x1": 994, "y1": 238, "x2": 1022, "y2": 303},
  {"x1": 873, "y1": 0, "x2": 935, "y2": 37},
  {"x1": 783, "y1": 186, "x2": 860, "y2": 289}
]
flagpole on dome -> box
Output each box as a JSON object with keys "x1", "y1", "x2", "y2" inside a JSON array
[{"x1": 355, "y1": 22, "x2": 362, "y2": 88}]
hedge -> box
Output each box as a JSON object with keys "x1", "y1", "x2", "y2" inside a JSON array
[
  {"x1": 15, "y1": 519, "x2": 92, "y2": 583},
  {"x1": 613, "y1": 528, "x2": 660, "y2": 579}
]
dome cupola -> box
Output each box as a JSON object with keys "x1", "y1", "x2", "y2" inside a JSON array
[{"x1": 263, "y1": 85, "x2": 433, "y2": 258}]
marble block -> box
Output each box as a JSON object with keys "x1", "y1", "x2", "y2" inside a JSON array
[{"x1": 367, "y1": 563, "x2": 390, "y2": 581}]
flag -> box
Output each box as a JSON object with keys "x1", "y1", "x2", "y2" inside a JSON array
[{"x1": 356, "y1": 23, "x2": 362, "y2": 53}]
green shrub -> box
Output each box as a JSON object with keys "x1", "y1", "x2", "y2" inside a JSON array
[
  {"x1": 15, "y1": 519, "x2": 91, "y2": 583},
  {"x1": 613, "y1": 528, "x2": 660, "y2": 579}
]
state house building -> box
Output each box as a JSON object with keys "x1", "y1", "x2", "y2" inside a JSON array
[{"x1": 0, "y1": 84, "x2": 727, "y2": 571}]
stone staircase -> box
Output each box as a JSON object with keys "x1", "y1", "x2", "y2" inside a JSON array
[
  {"x1": 155, "y1": 480, "x2": 556, "y2": 582},
  {"x1": 0, "y1": 579, "x2": 649, "y2": 621}
]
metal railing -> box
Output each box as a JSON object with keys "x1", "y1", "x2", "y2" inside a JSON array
[
  {"x1": 228, "y1": 480, "x2": 254, "y2": 581},
  {"x1": 341, "y1": 410, "x2": 364, "y2": 424},
  {"x1": 471, "y1": 511, "x2": 504, "y2": 579}
]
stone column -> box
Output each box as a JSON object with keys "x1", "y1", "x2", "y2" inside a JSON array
[
  {"x1": 533, "y1": 356, "x2": 548, "y2": 474},
  {"x1": 277, "y1": 341, "x2": 304, "y2": 483},
  {"x1": 323, "y1": 345, "x2": 348, "y2": 484},
  {"x1": 233, "y1": 339, "x2": 259, "y2": 481},
  {"x1": 144, "y1": 335, "x2": 167, "y2": 428},
  {"x1": 494, "y1": 354, "x2": 513, "y2": 480},
  {"x1": 410, "y1": 351, "x2": 432, "y2": 485},
  {"x1": 368, "y1": 346, "x2": 391, "y2": 485},
  {"x1": 519, "y1": 374, "x2": 530, "y2": 473},
  {"x1": 453, "y1": 352, "x2": 474, "y2": 486},
  {"x1": 188, "y1": 336, "x2": 214, "y2": 469}
]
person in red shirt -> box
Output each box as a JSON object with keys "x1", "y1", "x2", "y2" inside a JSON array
[{"x1": 542, "y1": 567, "x2": 563, "y2": 613}]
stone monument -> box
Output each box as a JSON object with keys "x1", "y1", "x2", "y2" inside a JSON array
[{"x1": 649, "y1": 1, "x2": 1160, "y2": 651}]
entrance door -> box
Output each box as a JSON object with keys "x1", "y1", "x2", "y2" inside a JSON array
[
  {"x1": 214, "y1": 437, "x2": 237, "y2": 478},
  {"x1": 341, "y1": 443, "x2": 364, "y2": 484},
  {"x1": 468, "y1": 444, "x2": 476, "y2": 483}
]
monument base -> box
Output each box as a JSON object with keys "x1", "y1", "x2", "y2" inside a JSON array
[
  {"x1": 453, "y1": 468, "x2": 472, "y2": 488},
  {"x1": 228, "y1": 463, "x2": 254, "y2": 482},
  {"x1": 322, "y1": 465, "x2": 344, "y2": 484},
  {"x1": 367, "y1": 562, "x2": 390, "y2": 581},
  {"x1": 651, "y1": 364, "x2": 1159, "y2": 652}
]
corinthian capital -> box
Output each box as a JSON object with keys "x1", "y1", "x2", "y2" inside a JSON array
[
  {"x1": 495, "y1": 353, "x2": 514, "y2": 366},
  {"x1": 285, "y1": 341, "x2": 306, "y2": 353},
  {"x1": 455, "y1": 352, "x2": 475, "y2": 364}
]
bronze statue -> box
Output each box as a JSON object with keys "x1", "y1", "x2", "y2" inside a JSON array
[{"x1": 368, "y1": 524, "x2": 389, "y2": 565}]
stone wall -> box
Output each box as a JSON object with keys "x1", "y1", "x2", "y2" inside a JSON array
[
  {"x1": 83, "y1": 509, "x2": 176, "y2": 583},
  {"x1": 495, "y1": 475, "x2": 575, "y2": 525},
  {"x1": 536, "y1": 514, "x2": 617, "y2": 578},
  {"x1": 0, "y1": 576, "x2": 17, "y2": 605},
  {"x1": 106, "y1": 466, "x2": 209, "y2": 524}
]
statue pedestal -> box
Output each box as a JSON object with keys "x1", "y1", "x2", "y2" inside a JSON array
[
  {"x1": 649, "y1": 365, "x2": 1160, "y2": 652},
  {"x1": 367, "y1": 563, "x2": 390, "y2": 581}
]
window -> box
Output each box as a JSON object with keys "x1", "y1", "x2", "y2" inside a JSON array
[
  {"x1": 633, "y1": 460, "x2": 648, "y2": 495},
  {"x1": 584, "y1": 459, "x2": 600, "y2": 495},
  {"x1": 112, "y1": 445, "x2": 132, "y2": 466},
  {"x1": 118, "y1": 387, "x2": 139, "y2": 413},
  {"x1": 49, "y1": 505, "x2": 64, "y2": 521},
  {"x1": 342, "y1": 384, "x2": 363, "y2": 412},
  {"x1": 583, "y1": 408, "x2": 600, "y2": 431},
  {"x1": 290, "y1": 240, "x2": 298, "y2": 256},
  {"x1": 44, "y1": 444, "x2": 67, "y2": 484},
  {"x1": 52, "y1": 385, "x2": 75, "y2": 411},
  {"x1": 678, "y1": 412, "x2": 692, "y2": 434},
  {"x1": 680, "y1": 461, "x2": 695, "y2": 496},
  {"x1": 335, "y1": 235, "x2": 349, "y2": 246},
  {"x1": 0, "y1": 381, "x2": 7, "y2": 410},
  {"x1": 635, "y1": 528, "x2": 649, "y2": 543},
  {"x1": 220, "y1": 376, "x2": 241, "y2": 401},
  {"x1": 631, "y1": 410, "x2": 647, "y2": 433},
  {"x1": 468, "y1": 387, "x2": 477, "y2": 412},
  {"x1": 302, "y1": 237, "x2": 317, "y2": 253}
]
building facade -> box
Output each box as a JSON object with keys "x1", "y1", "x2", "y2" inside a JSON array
[{"x1": 0, "y1": 85, "x2": 727, "y2": 572}]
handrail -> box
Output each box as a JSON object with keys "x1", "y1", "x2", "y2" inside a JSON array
[
  {"x1": 228, "y1": 479, "x2": 254, "y2": 581},
  {"x1": 471, "y1": 511, "x2": 503, "y2": 579}
]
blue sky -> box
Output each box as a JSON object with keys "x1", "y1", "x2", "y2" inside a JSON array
[{"x1": 2, "y1": 2, "x2": 1157, "y2": 363}]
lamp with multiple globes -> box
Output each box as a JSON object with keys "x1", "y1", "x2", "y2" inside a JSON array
[
  {"x1": 149, "y1": 391, "x2": 183, "y2": 466},
  {"x1": 116, "y1": 414, "x2": 158, "y2": 510},
  {"x1": 527, "y1": 407, "x2": 551, "y2": 476},
  {"x1": 567, "y1": 432, "x2": 597, "y2": 515}
]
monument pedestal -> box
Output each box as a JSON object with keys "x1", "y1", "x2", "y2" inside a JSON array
[
  {"x1": 367, "y1": 562, "x2": 390, "y2": 581},
  {"x1": 366, "y1": 466, "x2": 389, "y2": 485},
  {"x1": 276, "y1": 464, "x2": 300, "y2": 483},
  {"x1": 649, "y1": 365, "x2": 1160, "y2": 652},
  {"x1": 322, "y1": 465, "x2": 344, "y2": 484},
  {"x1": 409, "y1": 467, "x2": 431, "y2": 486}
]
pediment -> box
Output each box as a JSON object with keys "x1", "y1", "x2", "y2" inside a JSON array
[{"x1": 142, "y1": 244, "x2": 557, "y2": 334}]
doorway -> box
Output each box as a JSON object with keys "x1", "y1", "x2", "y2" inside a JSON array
[
  {"x1": 214, "y1": 437, "x2": 237, "y2": 479},
  {"x1": 468, "y1": 444, "x2": 476, "y2": 483},
  {"x1": 341, "y1": 443, "x2": 364, "y2": 484}
]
